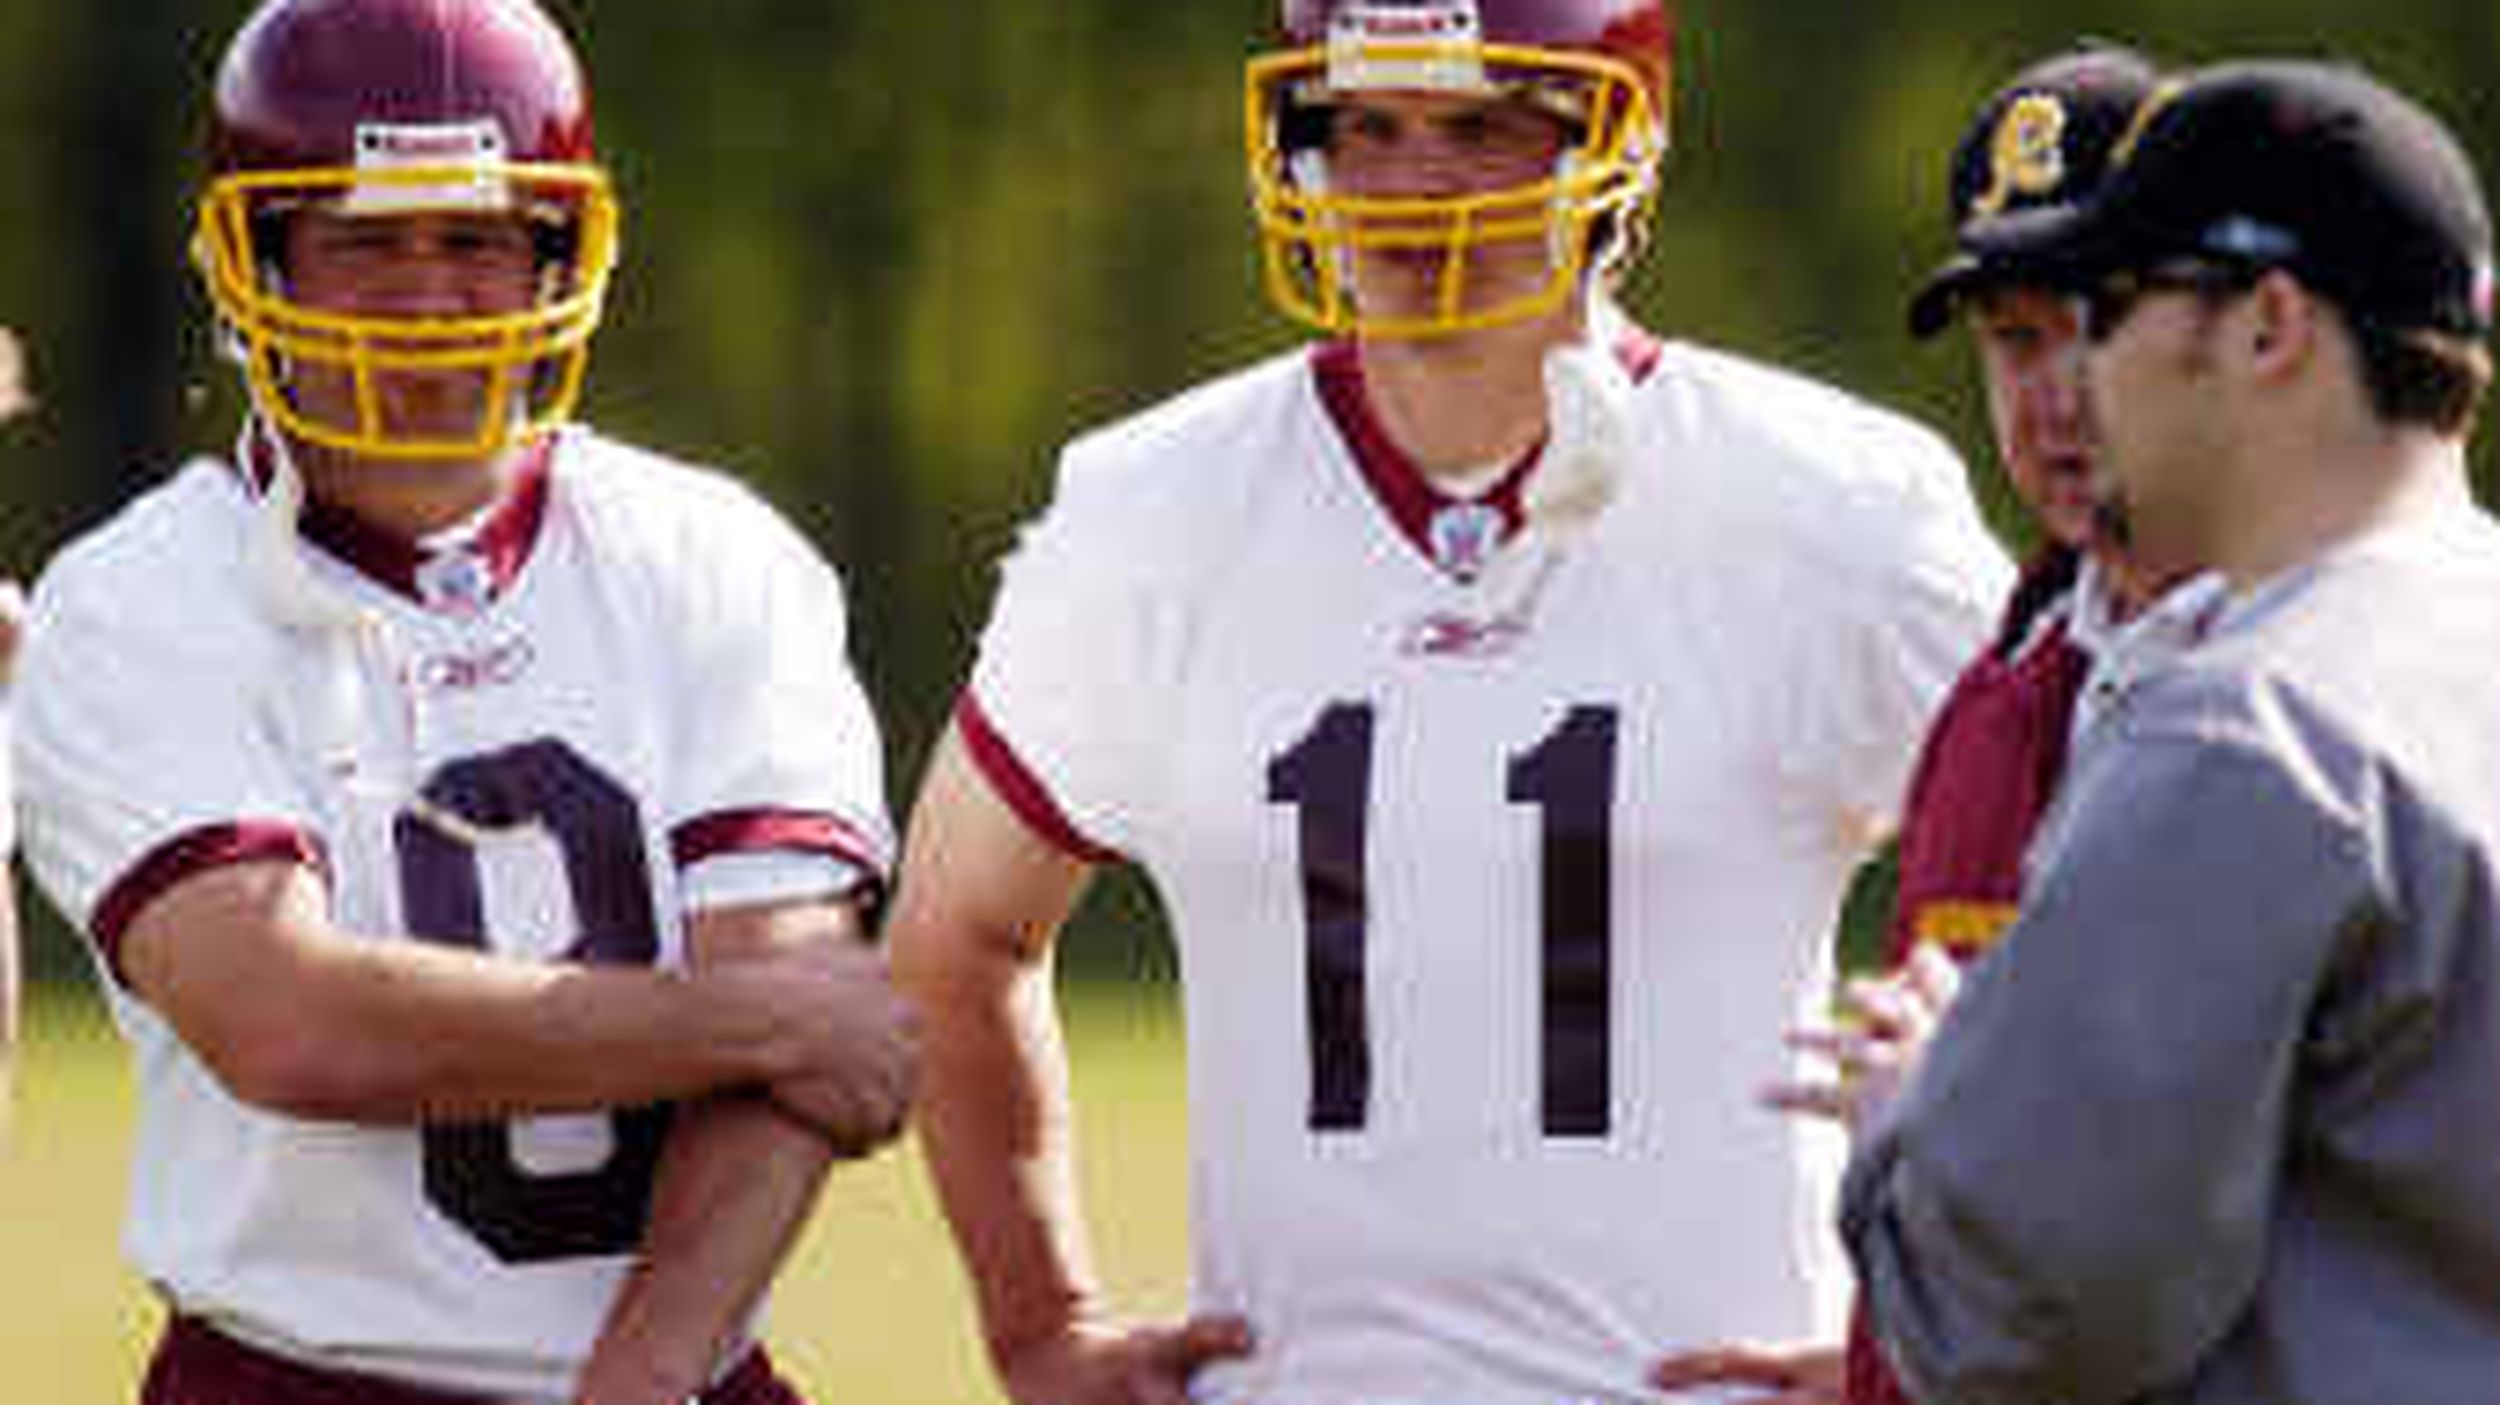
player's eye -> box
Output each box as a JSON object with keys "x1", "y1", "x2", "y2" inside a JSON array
[
  {"x1": 1330, "y1": 106, "x2": 1406, "y2": 153},
  {"x1": 441, "y1": 221, "x2": 538, "y2": 270},
  {"x1": 1982, "y1": 323, "x2": 2045, "y2": 358}
]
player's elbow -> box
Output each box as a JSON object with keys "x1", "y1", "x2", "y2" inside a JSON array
[{"x1": 197, "y1": 1008, "x2": 403, "y2": 1120}]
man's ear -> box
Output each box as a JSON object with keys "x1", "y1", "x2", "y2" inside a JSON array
[{"x1": 2243, "y1": 269, "x2": 2316, "y2": 378}]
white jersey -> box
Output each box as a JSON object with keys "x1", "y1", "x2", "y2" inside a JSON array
[
  {"x1": 15, "y1": 427, "x2": 891, "y2": 1401},
  {"x1": 967, "y1": 336, "x2": 2008, "y2": 1405}
]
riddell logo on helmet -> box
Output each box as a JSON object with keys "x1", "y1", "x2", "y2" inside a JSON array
[
  {"x1": 346, "y1": 120, "x2": 513, "y2": 215},
  {"x1": 1334, "y1": 1, "x2": 1479, "y2": 40},
  {"x1": 1329, "y1": 1, "x2": 1486, "y2": 92},
  {"x1": 356, "y1": 120, "x2": 508, "y2": 166}
]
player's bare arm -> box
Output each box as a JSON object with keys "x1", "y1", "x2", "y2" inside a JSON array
[
  {"x1": 889, "y1": 728, "x2": 1253, "y2": 1405},
  {"x1": 575, "y1": 891, "x2": 909, "y2": 1405},
  {"x1": 118, "y1": 859, "x2": 875, "y2": 1125}
]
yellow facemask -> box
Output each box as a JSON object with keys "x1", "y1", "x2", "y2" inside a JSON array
[
  {"x1": 193, "y1": 159, "x2": 618, "y2": 461},
  {"x1": 1246, "y1": 39, "x2": 1665, "y2": 339}
]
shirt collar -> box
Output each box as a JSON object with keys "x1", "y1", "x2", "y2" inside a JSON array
[{"x1": 237, "y1": 420, "x2": 557, "y2": 613}]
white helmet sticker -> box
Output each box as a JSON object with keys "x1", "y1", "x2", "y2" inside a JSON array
[
  {"x1": 345, "y1": 120, "x2": 512, "y2": 215},
  {"x1": 1327, "y1": 1, "x2": 1488, "y2": 93}
]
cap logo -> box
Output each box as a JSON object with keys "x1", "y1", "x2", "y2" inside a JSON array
[
  {"x1": 1971, "y1": 93, "x2": 2069, "y2": 219},
  {"x1": 345, "y1": 121, "x2": 512, "y2": 216},
  {"x1": 1327, "y1": 1, "x2": 1488, "y2": 93},
  {"x1": 2199, "y1": 215, "x2": 2300, "y2": 264},
  {"x1": 2110, "y1": 77, "x2": 2186, "y2": 171}
]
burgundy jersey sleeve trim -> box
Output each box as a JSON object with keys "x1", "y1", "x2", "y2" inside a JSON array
[
  {"x1": 669, "y1": 807, "x2": 890, "y2": 881},
  {"x1": 91, "y1": 821, "x2": 326, "y2": 988},
  {"x1": 953, "y1": 691, "x2": 1122, "y2": 866}
]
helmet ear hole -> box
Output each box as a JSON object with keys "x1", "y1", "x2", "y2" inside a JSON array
[
  {"x1": 247, "y1": 211, "x2": 294, "y2": 280},
  {"x1": 531, "y1": 221, "x2": 581, "y2": 276},
  {"x1": 1279, "y1": 95, "x2": 1336, "y2": 156}
]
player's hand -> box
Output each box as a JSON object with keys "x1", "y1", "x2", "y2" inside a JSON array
[
  {"x1": 997, "y1": 1314, "x2": 1255, "y2": 1405},
  {"x1": 0, "y1": 578, "x2": 25, "y2": 689},
  {"x1": 743, "y1": 939, "x2": 919, "y2": 1157},
  {"x1": 1650, "y1": 1340, "x2": 1844, "y2": 1404},
  {"x1": 1761, "y1": 942, "x2": 1961, "y2": 1134}
]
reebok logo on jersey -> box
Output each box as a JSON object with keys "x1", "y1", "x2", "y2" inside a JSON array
[
  {"x1": 1400, "y1": 609, "x2": 1527, "y2": 658},
  {"x1": 410, "y1": 635, "x2": 536, "y2": 694}
]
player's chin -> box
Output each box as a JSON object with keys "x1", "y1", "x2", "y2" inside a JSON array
[{"x1": 2031, "y1": 462, "x2": 2102, "y2": 551}]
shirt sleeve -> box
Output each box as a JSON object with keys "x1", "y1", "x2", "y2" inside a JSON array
[
  {"x1": 13, "y1": 561, "x2": 323, "y2": 978},
  {"x1": 665, "y1": 503, "x2": 893, "y2": 907},
  {"x1": 1800, "y1": 441, "x2": 2011, "y2": 844},
  {"x1": 1840, "y1": 718, "x2": 2368, "y2": 1404},
  {"x1": 965, "y1": 446, "x2": 1179, "y2": 861}
]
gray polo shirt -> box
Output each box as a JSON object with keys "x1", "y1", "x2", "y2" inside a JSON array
[{"x1": 1843, "y1": 500, "x2": 2500, "y2": 1405}]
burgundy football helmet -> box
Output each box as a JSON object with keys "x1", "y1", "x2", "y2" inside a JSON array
[
  {"x1": 192, "y1": 0, "x2": 618, "y2": 459},
  {"x1": 1247, "y1": 0, "x2": 1675, "y2": 337}
]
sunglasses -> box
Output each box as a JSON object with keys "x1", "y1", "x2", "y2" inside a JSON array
[{"x1": 2079, "y1": 259, "x2": 2266, "y2": 343}]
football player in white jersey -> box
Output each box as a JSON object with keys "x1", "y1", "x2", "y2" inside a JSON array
[
  {"x1": 12, "y1": 3, "x2": 912, "y2": 1403},
  {"x1": 887, "y1": 2, "x2": 2010, "y2": 1403}
]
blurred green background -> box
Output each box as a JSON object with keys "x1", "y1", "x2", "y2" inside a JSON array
[{"x1": 3, "y1": 0, "x2": 2498, "y2": 1398}]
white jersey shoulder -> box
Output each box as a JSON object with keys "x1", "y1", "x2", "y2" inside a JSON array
[
  {"x1": 553, "y1": 429, "x2": 813, "y2": 558},
  {"x1": 33, "y1": 459, "x2": 274, "y2": 654},
  {"x1": 1636, "y1": 339, "x2": 1985, "y2": 574},
  {"x1": 1042, "y1": 347, "x2": 1318, "y2": 581}
]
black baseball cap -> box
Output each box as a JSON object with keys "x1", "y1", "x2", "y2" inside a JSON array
[
  {"x1": 1906, "y1": 43, "x2": 2161, "y2": 339},
  {"x1": 1968, "y1": 59, "x2": 2497, "y2": 340}
]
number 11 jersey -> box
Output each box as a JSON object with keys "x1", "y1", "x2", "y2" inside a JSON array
[{"x1": 965, "y1": 335, "x2": 2009, "y2": 1405}]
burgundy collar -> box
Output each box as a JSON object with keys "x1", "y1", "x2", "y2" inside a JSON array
[
  {"x1": 241, "y1": 423, "x2": 556, "y2": 609},
  {"x1": 1312, "y1": 327, "x2": 1663, "y2": 577}
]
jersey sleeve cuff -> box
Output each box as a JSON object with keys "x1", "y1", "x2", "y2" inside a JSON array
[
  {"x1": 90, "y1": 821, "x2": 328, "y2": 988},
  {"x1": 953, "y1": 691, "x2": 1122, "y2": 865},
  {"x1": 669, "y1": 806, "x2": 889, "y2": 875},
  {"x1": 669, "y1": 806, "x2": 890, "y2": 914}
]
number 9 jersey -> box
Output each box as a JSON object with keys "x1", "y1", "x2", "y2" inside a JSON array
[
  {"x1": 12, "y1": 428, "x2": 892, "y2": 1401},
  {"x1": 962, "y1": 333, "x2": 2010, "y2": 1404}
]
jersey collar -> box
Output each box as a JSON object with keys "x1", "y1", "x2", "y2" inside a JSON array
[
  {"x1": 1313, "y1": 328, "x2": 1663, "y2": 581},
  {"x1": 240, "y1": 421, "x2": 557, "y2": 612}
]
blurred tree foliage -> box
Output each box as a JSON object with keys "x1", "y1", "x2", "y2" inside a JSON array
[{"x1": 3, "y1": 1, "x2": 2496, "y2": 982}]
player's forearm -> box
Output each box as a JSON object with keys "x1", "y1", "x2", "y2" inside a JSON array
[
  {"x1": 222, "y1": 937, "x2": 786, "y2": 1121},
  {"x1": 909, "y1": 946, "x2": 1105, "y2": 1366},
  {"x1": 576, "y1": 1093, "x2": 833, "y2": 1405},
  {"x1": 576, "y1": 894, "x2": 868, "y2": 1403},
  {"x1": 123, "y1": 863, "x2": 811, "y2": 1121}
]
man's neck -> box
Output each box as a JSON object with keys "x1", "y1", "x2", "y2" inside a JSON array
[
  {"x1": 1355, "y1": 307, "x2": 1583, "y2": 486},
  {"x1": 2213, "y1": 430, "x2": 2468, "y2": 589},
  {"x1": 289, "y1": 438, "x2": 518, "y2": 541}
]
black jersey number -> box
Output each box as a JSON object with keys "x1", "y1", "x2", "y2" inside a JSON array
[
  {"x1": 1268, "y1": 702, "x2": 1619, "y2": 1138},
  {"x1": 394, "y1": 738, "x2": 672, "y2": 1264}
]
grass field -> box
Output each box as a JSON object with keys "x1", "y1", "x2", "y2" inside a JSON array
[{"x1": 0, "y1": 982, "x2": 1192, "y2": 1404}]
